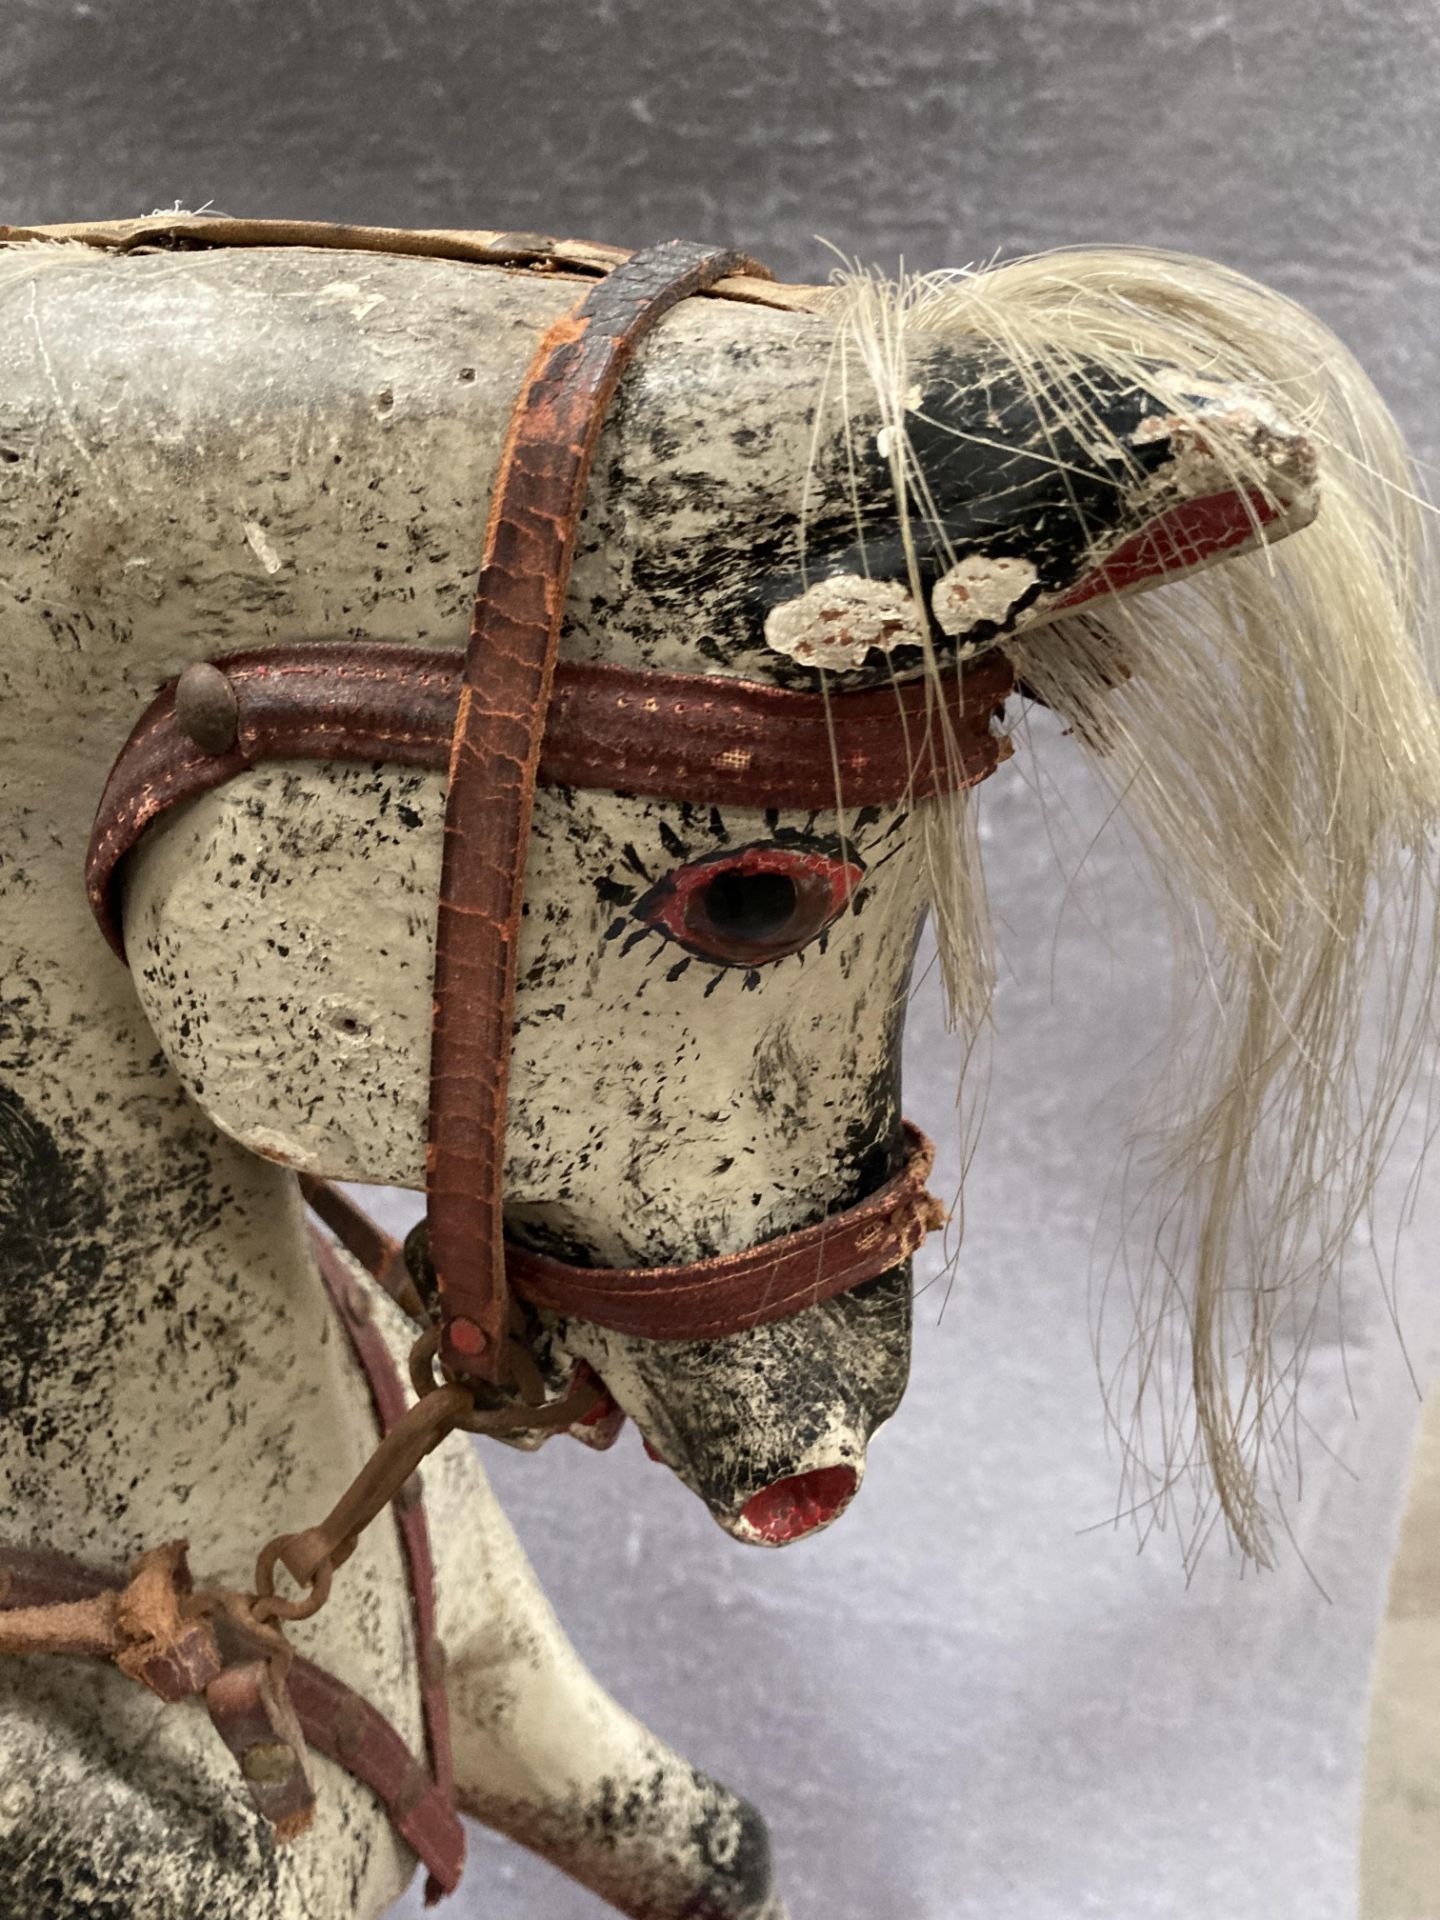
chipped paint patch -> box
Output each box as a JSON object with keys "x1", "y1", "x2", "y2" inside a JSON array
[
  {"x1": 242, "y1": 519, "x2": 284, "y2": 575},
  {"x1": 931, "y1": 553, "x2": 1039, "y2": 638},
  {"x1": 242, "y1": 1124, "x2": 320, "y2": 1170},
  {"x1": 1128, "y1": 374, "x2": 1319, "y2": 523},
  {"x1": 763, "y1": 574, "x2": 924, "y2": 670},
  {"x1": 308, "y1": 279, "x2": 388, "y2": 322}
]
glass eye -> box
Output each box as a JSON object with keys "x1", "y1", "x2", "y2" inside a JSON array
[{"x1": 634, "y1": 841, "x2": 863, "y2": 967}]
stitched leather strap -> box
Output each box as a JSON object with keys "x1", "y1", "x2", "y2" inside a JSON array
[
  {"x1": 299, "y1": 1122, "x2": 940, "y2": 1347},
  {"x1": 427, "y1": 240, "x2": 770, "y2": 1382},
  {"x1": 506, "y1": 1121, "x2": 945, "y2": 1339},
  {"x1": 84, "y1": 642, "x2": 1013, "y2": 959}
]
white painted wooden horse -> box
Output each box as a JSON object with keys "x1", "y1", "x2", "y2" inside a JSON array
[{"x1": 1, "y1": 217, "x2": 1435, "y2": 1917}]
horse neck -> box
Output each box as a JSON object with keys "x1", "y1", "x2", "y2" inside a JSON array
[{"x1": 0, "y1": 828, "x2": 370, "y2": 1577}]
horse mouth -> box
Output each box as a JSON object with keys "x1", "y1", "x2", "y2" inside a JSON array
[{"x1": 731, "y1": 1465, "x2": 860, "y2": 1546}]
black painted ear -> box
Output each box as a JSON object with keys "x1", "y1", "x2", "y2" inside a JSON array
[
  {"x1": 751, "y1": 344, "x2": 1317, "y2": 673},
  {"x1": 569, "y1": 330, "x2": 1316, "y2": 689}
]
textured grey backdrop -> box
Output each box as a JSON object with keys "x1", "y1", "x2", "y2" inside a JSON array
[{"x1": 5, "y1": 3, "x2": 1438, "y2": 1916}]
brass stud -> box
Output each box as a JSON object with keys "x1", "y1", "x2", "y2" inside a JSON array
[{"x1": 174, "y1": 661, "x2": 240, "y2": 755}]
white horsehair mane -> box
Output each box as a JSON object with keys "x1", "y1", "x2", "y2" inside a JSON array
[{"x1": 824, "y1": 246, "x2": 1440, "y2": 1570}]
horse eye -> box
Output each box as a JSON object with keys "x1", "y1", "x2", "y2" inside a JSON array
[{"x1": 634, "y1": 842, "x2": 864, "y2": 967}]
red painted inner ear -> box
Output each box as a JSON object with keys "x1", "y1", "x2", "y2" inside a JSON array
[
  {"x1": 1052, "y1": 487, "x2": 1281, "y2": 612},
  {"x1": 739, "y1": 1465, "x2": 859, "y2": 1543}
]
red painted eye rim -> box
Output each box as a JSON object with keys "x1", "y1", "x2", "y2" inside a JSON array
[{"x1": 634, "y1": 841, "x2": 865, "y2": 967}]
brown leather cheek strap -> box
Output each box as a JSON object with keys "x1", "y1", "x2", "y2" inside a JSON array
[{"x1": 426, "y1": 240, "x2": 769, "y2": 1384}]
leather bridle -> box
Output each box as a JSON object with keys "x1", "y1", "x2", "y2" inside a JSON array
[{"x1": 86, "y1": 237, "x2": 1014, "y2": 1391}]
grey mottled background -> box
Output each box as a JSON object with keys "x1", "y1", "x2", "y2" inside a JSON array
[{"x1": 6, "y1": 3, "x2": 1438, "y2": 1916}]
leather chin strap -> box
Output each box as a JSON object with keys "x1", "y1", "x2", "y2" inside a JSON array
[{"x1": 86, "y1": 239, "x2": 1015, "y2": 1389}]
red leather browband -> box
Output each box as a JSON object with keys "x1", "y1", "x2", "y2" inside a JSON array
[{"x1": 85, "y1": 642, "x2": 1013, "y2": 960}]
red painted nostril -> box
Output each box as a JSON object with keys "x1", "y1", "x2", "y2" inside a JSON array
[{"x1": 738, "y1": 1465, "x2": 859, "y2": 1543}]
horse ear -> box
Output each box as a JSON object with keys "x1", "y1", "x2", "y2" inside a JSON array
[
  {"x1": 751, "y1": 348, "x2": 1318, "y2": 659},
  {"x1": 931, "y1": 365, "x2": 1319, "y2": 639}
]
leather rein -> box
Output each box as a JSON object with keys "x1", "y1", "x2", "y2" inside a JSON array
[{"x1": 8, "y1": 236, "x2": 1014, "y2": 1881}]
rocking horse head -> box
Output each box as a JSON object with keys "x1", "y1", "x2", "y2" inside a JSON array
[{"x1": 12, "y1": 221, "x2": 1435, "y2": 1567}]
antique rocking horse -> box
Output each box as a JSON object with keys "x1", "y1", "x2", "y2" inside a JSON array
[{"x1": 0, "y1": 215, "x2": 1435, "y2": 1918}]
